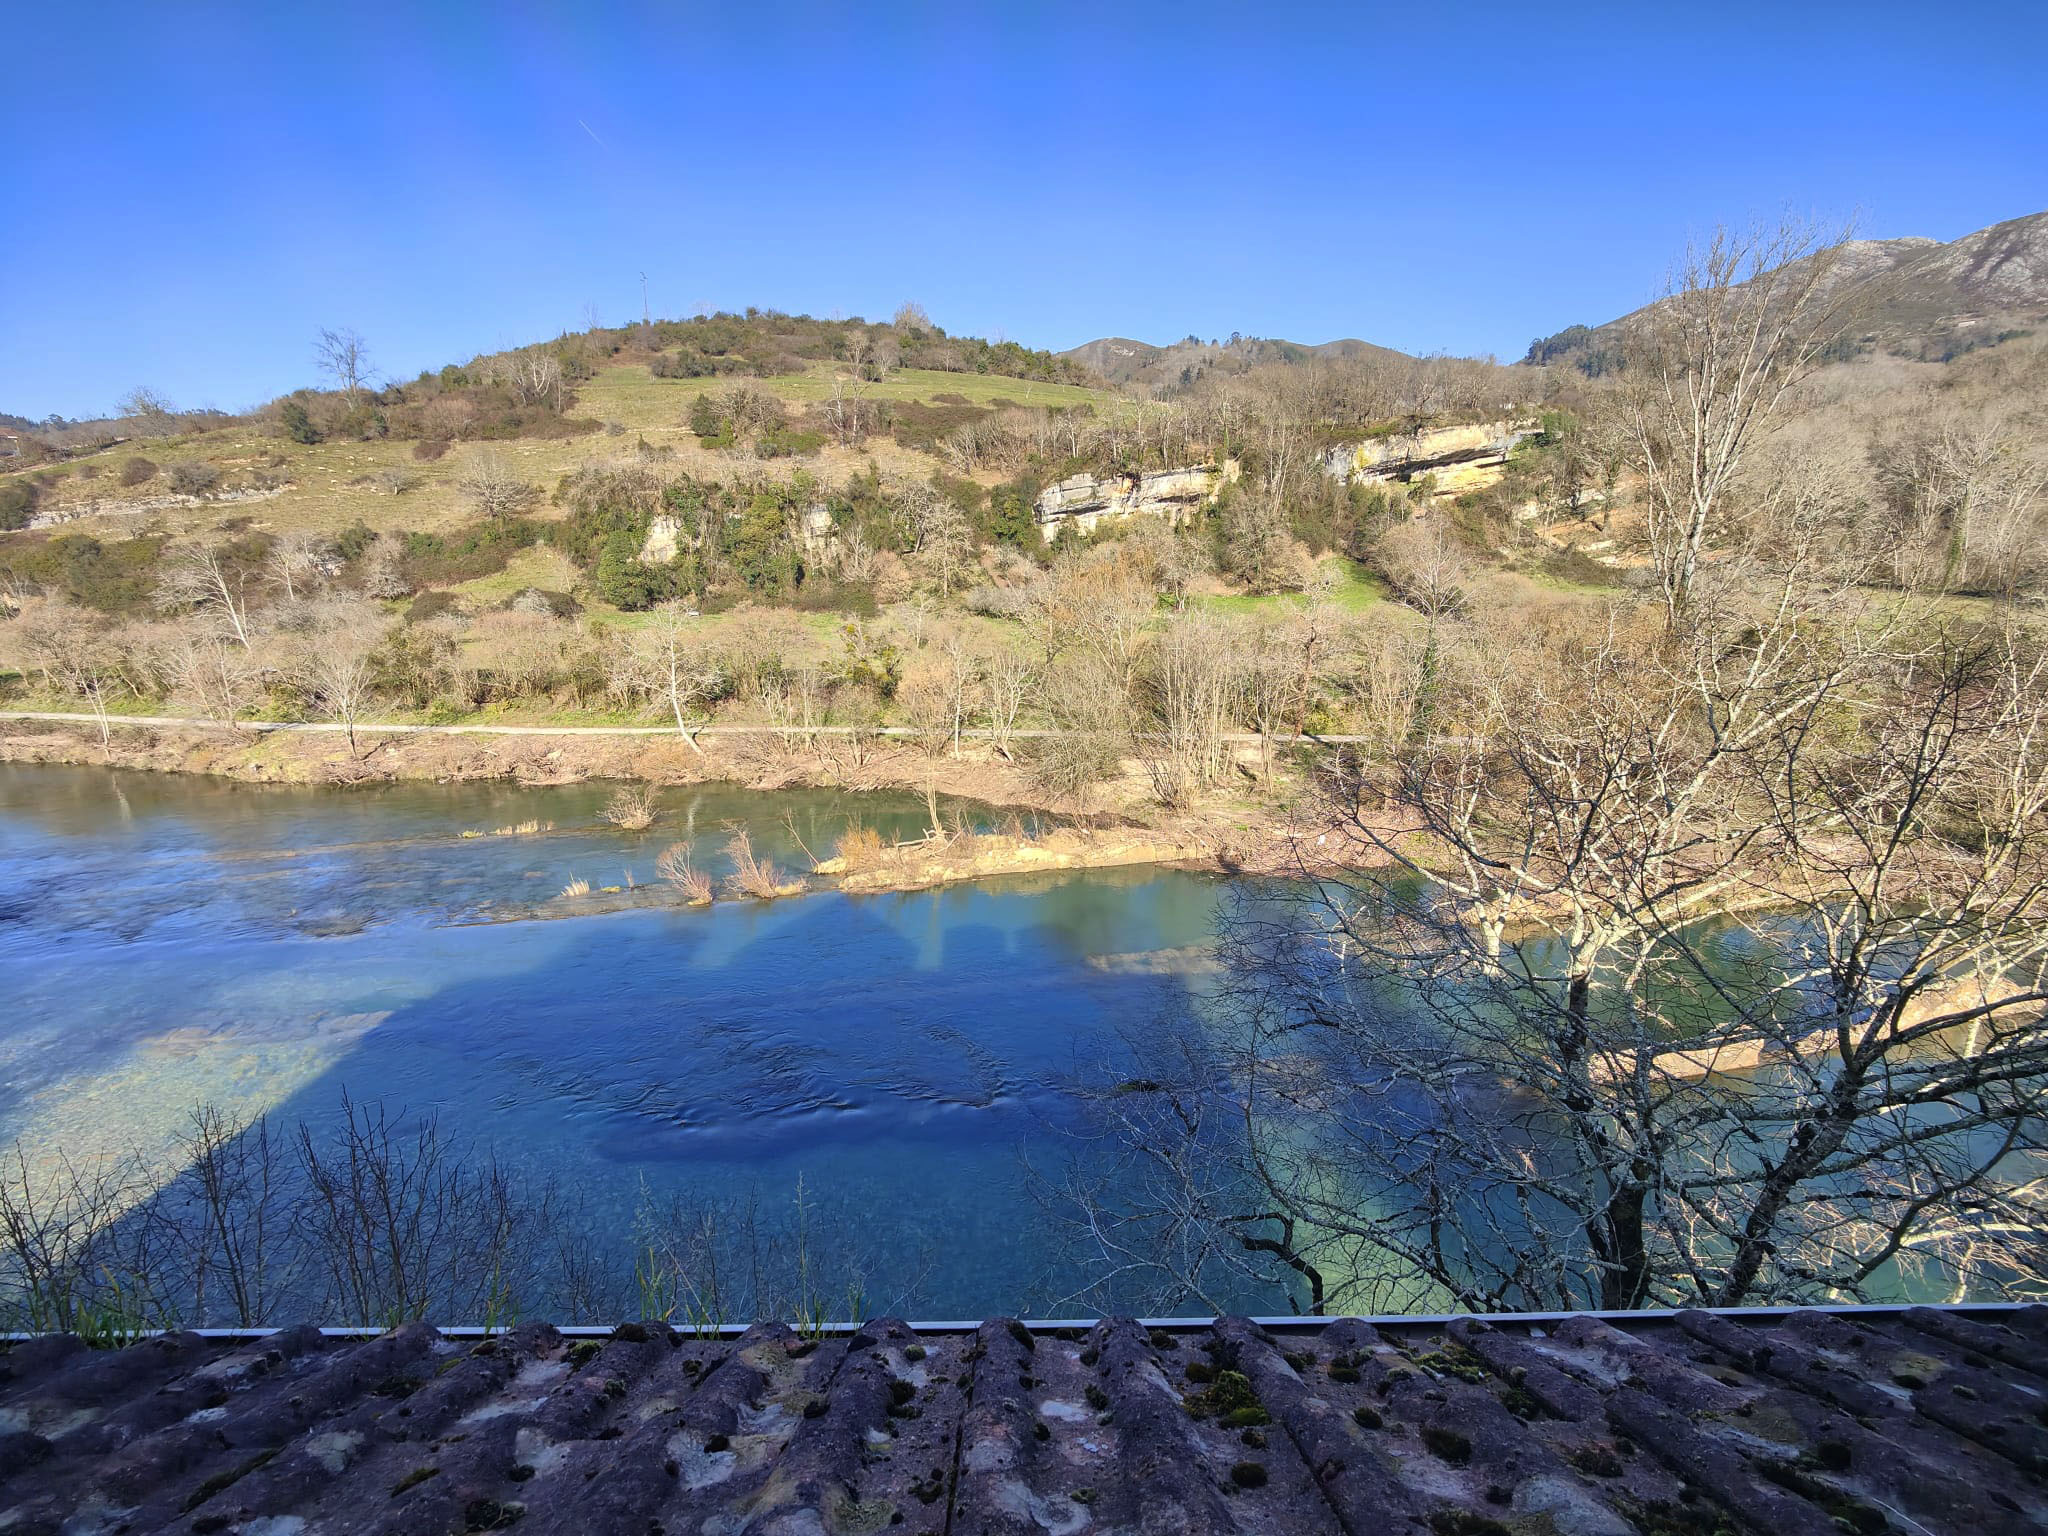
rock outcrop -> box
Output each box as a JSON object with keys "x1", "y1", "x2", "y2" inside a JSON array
[
  {"x1": 1322, "y1": 420, "x2": 1537, "y2": 497},
  {"x1": 1033, "y1": 463, "x2": 1234, "y2": 539},
  {"x1": 640, "y1": 505, "x2": 837, "y2": 564},
  {"x1": 639, "y1": 514, "x2": 685, "y2": 564}
]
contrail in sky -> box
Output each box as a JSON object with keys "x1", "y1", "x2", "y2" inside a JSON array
[{"x1": 577, "y1": 119, "x2": 606, "y2": 148}]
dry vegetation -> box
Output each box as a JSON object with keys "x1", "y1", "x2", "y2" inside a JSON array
[
  {"x1": 4, "y1": 223, "x2": 2048, "y2": 1317},
  {"x1": 819, "y1": 812, "x2": 1203, "y2": 893}
]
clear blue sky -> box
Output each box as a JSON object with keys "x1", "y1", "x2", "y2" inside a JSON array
[{"x1": 5, "y1": 2, "x2": 2044, "y2": 420}]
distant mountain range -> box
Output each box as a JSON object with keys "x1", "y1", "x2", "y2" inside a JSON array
[
  {"x1": 1527, "y1": 209, "x2": 2048, "y2": 370},
  {"x1": 1064, "y1": 210, "x2": 2048, "y2": 392}
]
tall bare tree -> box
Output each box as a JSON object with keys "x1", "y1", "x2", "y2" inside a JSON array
[
  {"x1": 156, "y1": 544, "x2": 255, "y2": 648},
  {"x1": 1619, "y1": 218, "x2": 1853, "y2": 627},
  {"x1": 1056, "y1": 575, "x2": 2048, "y2": 1315},
  {"x1": 296, "y1": 601, "x2": 388, "y2": 757},
  {"x1": 314, "y1": 327, "x2": 373, "y2": 411},
  {"x1": 17, "y1": 599, "x2": 122, "y2": 745},
  {"x1": 631, "y1": 601, "x2": 722, "y2": 754}
]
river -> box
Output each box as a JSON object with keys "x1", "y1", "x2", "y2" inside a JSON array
[{"x1": 0, "y1": 763, "x2": 1250, "y2": 1322}]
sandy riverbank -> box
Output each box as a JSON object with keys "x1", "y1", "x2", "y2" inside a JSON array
[{"x1": 0, "y1": 714, "x2": 1309, "y2": 888}]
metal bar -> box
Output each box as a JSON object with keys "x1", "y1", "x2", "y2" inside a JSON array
[{"x1": 7, "y1": 1300, "x2": 2036, "y2": 1345}]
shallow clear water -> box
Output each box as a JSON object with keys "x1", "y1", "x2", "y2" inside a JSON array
[{"x1": 0, "y1": 763, "x2": 1244, "y2": 1320}]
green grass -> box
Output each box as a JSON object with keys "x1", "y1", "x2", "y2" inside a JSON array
[
  {"x1": 445, "y1": 546, "x2": 585, "y2": 606},
  {"x1": 579, "y1": 363, "x2": 1108, "y2": 424},
  {"x1": 1192, "y1": 557, "x2": 1387, "y2": 617}
]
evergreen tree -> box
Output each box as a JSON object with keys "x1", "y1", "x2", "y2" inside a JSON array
[{"x1": 279, "y1": 398, "x2": 320, "y2": 444}]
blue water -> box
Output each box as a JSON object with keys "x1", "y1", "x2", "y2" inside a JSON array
[{"x1": 0, "y1": 763, "x2": 1238, "y2": 1320}]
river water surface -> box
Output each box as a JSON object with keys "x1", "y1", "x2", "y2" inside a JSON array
[{"x1": 0, "y1": 763, "x2": 1245, "y2": 1320}]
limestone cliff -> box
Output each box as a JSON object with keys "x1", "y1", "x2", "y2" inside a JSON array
[
  {"x1": 1321, "y1": 420, "x2": 1536, "y2": 496},
  {"x1": 1033, "y1": 462, "x2": 1236, "y2": 539}
]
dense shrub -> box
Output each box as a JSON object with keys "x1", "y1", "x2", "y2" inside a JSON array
[
  {"x1": 412, "y1": 437, "x2": 451, "y2": 461},
  {"x1": 334, "y1": 520, "x2": 377, "y2": 561},
  {"x1": 0, "y1": 478, "x2": 38, "y2": 531},
  {"x1": 592, "y1": 530, "x2": 681, "y2": 610},
  {"x1": 405, "y1": 589, "x2": 465, "y2": 624},
  {"x1": 754, "y1": 425, "x2": 824, "y2": 458},
  {"x1": 652, "y1": 349, "x2": 740, "y2": 379},
  {"x1": 119, "y1": 456, "x2": 158, "y2": 487},
  {"x1": 888, "y1": 400, "x2": 991, "y2": 454},
  {"x1": 278, "y1": 398, "x2": 321, "y2": 444},
  {"x1": 166, "y1": 461, "x2": 222, "y2": 498},
  {"x1": 0, "y1": 533, "x2": 168, "y2": 612},
  {"x1": 398, "y1": 517, "x2": 544, "y2": 586}
]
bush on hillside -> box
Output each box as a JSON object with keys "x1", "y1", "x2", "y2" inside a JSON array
[
  {"x1": 279, "y1": 398, "x2": 321, "y2": 444},
  {"x1": 0, "y1": 533, "x2": 168, "y2": 612},
  {"x1": 0, "y1": 479, "x2": 38, "y2": 531},
  {"x1": 166, "y1": 461, "x2": 222, "y2": 498}
]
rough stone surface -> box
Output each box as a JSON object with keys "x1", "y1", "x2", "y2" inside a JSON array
[
  {"x1": 1032, "y1": 465, "x2": 1231, "y2": 538},
  {"x1": 1, "y1": 1308, "x2": 2044, "y2": 1534},
  {"x1": 1320, "y1": 420, "x2": 1537, "y2": 491}
]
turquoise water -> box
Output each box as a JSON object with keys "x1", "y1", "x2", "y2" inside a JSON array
[{"x1": 0, "y1": 763, "x2": 1239, "y2": 1320}]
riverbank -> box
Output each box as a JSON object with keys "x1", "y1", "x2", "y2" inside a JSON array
[{"x1": 0, "y1": 712, "x2": 1306, "y2": 889}]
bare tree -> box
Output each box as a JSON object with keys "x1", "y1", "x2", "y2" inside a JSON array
[
  {"x1": 117, "y1": 386, "x2": 180, "y2": 437},
  {"x1": 1219, "y1": 482, "x2": 1298, "y2": 593},
  {"x1": 1138, "y1": 611, "x2": 1239, "y2": 807},
  {"x1": 361, "y1": 532, "x2": 412, "y2": 599},
  {"x1": 505, "y1": 350, "x2": 564, "y2": 411},
  {"x1": 632, "y1": 601, "x2": 722, "y2": 754},
  {"x1": 715, "y1": 383, "x2": 784, "y2": 443},
  {"x1": 156, "y1": 544, "x2": 255, "y2": 648},
  {"x1": 458, "y1": 449, "x2": 537, "y2": 520},
  {"x1": 267, "y1": 530, "x2": 330, "y2": 601},
  {"x1": 314, "y1": 327, "x2": 373, "y2": 411},
  {"x1": 903, "y1": 485, "x2": 975, "y2": 596},
  {"x1": 168, "y1": 625, "x2": 261, "y2": 727},
  {"x1": 1374, "y1": 513, "x2": 1468, "y2": 620},
  {"x1": 1239, "y1": 616, "x2": 1312, "y2": 780},
  {"x1": 822, "y1": 373, "x2": 875, "y2": 448},
  {"x1": 934, "y1": 629, "x2": 982, "y2": 757},
  {"x1": 296, "y1": 600, "x2": 388, "y2": 757},
  {"x1": 1871, "y1": 413, "x2": 2048, "y2": 598},
  {"x1": 980, "y1": 643, "x2": 1036, "y2": 760},
  {"x1": 16, "y1": 599, "x2": 122, "y2": 745},
  {"x1": 1068, "y1": 592, "x2": 2048, "y2": 1314},
  {"x1": 1619, "y1": 218, "x2": 1854, "y2": 627}
]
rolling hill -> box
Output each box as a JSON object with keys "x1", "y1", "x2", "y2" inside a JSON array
[
  {"x1": 1528, "y1": 209, "x2": 2048, "y2": 370},
  {"x1": 1059, "y1": 334, "x2": 1411, "y2": 397}
]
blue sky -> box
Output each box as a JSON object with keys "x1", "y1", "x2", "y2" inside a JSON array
[{"x1": 4, "y1": 2, "x2": 2044, "y2": 419}]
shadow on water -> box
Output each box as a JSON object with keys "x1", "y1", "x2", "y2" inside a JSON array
[
  {"x1": 1, "y1": 763, "x2": 1234, "y2": 1319},
  {"x1": 247, "y1": 887, "x2": 1218, "y2": 1317}
]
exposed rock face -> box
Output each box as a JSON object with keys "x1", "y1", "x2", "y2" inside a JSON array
[
  {"x1": 1033, "y1": 463, "x2": 1234, "y2": 539},
  {"x1": 640, "y1": 506, "x2": 836, "y2": 563},
  {"x1": 1322, "y1": 419, "x2": 1537, "y2": 496},
  {"x1": 638, "y1": 515, "x2": 684, "y2": 564}
]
